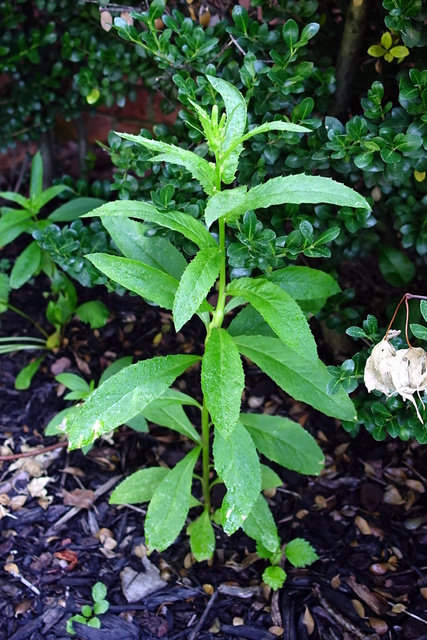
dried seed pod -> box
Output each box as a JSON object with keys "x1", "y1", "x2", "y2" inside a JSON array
[{"x1": 364, "y1": 335, "x2": 427, "y2": 423}]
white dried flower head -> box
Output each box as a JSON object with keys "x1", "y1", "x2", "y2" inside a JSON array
[{"x1": 364, "y1": 334, "x2": 427, "y2": 423}]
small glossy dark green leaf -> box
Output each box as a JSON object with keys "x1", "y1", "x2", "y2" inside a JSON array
[{"x1": 410, "y1": 324, "x2": 427, "y2": 341}]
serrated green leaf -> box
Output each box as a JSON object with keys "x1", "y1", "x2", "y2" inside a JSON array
[
  {"x1": 242, "y1": 494, "x2": 280, "y2": 554},
  {"x1": 269, "y1": 266, "x2": 341, "y2": 315},
  {"x1": 240, "y1": 413, "x2": 324, "y2": 475},
  {"x1": 173, "y1": 248, "x2": 221, "y2": 331},
  {"x1": 263, "y1": 566, "x2": 287, "y2": 590},
  {"x1": 10, "y1": 241, "x2": 42, "y2": 290},
  {"x1": 213, "y1": 420, "x2": 260, "y2": 535},
  {"x1": 245, "y1": 176, "x2": 370, "y2": 212},
  {"x1": 187, "y1": 510, "x2": 216, "y2": 561},
  {"x1": 145, "y1": 446, "x2": 201, "y2": 552},
  {"x1": 102, "y1": 216, "x2": 187, "y2": 280},
  {"x1": 205, "y1": 186, "x2": 247, "y2": 228},
  {"x1": 75, "y1": 301, "x2": 109, "y2": 329},
  {"x1": 226, "y1": 277, "x2": 317, "y2": 361},
  {"x1": 85, "y1": 200, "x2": 217, "y2": 249},
  {"x1": 285, "y1": 538, "x2": 318, "y2": 567},
  {"x1": 87, "y1": 254, "x2": 178, "y2": 310},
  {"x1": 118, "y1": 133, "x2": 216, "y2": 195},
  {"x1": 65, "y1": 354, "x2": 201, "y2": 449},
  {"x1": 233, "y1": 335, "x2": 357, "y2": 422},
  {"x1": 202, "y1": 328, "x2": 244, "y2": 438},
  {"x1": 421, "y1": 301, "x2": 427, "y2": 324},
  {"x1": 109, "y1": 467, "x2": 169, "y2": 504}
]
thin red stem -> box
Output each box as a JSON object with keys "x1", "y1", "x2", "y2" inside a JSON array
[{"x1": 385, "y1": 293, "x2": 427, "y2": 346}]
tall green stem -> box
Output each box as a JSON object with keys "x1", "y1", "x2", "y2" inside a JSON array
[
  {"x1": 200, "y1": 157, "x2": 226, "y2": 512},
  {"x1": 201, "y1": 399, "x2": 211, "y2": 512}
]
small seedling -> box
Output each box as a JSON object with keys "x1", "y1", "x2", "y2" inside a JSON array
[{"x1": 67, "y1": 582, "x2": 109, "y2": 635}]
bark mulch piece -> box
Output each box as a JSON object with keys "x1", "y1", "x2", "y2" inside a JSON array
[{"x1": 2, "y1": 283, "x2": 427, "y2": 639}]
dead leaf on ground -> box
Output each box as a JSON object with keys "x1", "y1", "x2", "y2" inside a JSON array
[
  {"x1": 27, "y1": 477, "x2": 52, "y2": 499},
  {"x1": 62, "y1": 488, "x2": 95, "y2": 509},
  {"x1": 50, "y1": 357, "x2": 72, "y2": 376},
  {"x1": 302, "y1": 605, "x2": 315, "y2": 634},
  {"x1": 121, "y1": 557, "x2": 166, "y2": 603}
]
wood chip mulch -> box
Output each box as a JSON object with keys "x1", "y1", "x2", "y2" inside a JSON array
[{"x1": 1, "y1": 287, "x2": 427, "y2": 640}]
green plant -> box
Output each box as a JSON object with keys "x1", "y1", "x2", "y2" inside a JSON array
[
  {"x1": 0, "y1": 151, "x2": 111, "y2": 386},
  {"x1": 66, "y1": 581, "x2": 109, "y2": 635},
  {"x1": 64, "y1": 76, "x2": 369, "y2": 589}
]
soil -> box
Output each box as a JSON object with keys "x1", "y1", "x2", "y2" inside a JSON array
[{"x1": 2, "y1": 160, "x2": 427, "y2": 640}]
